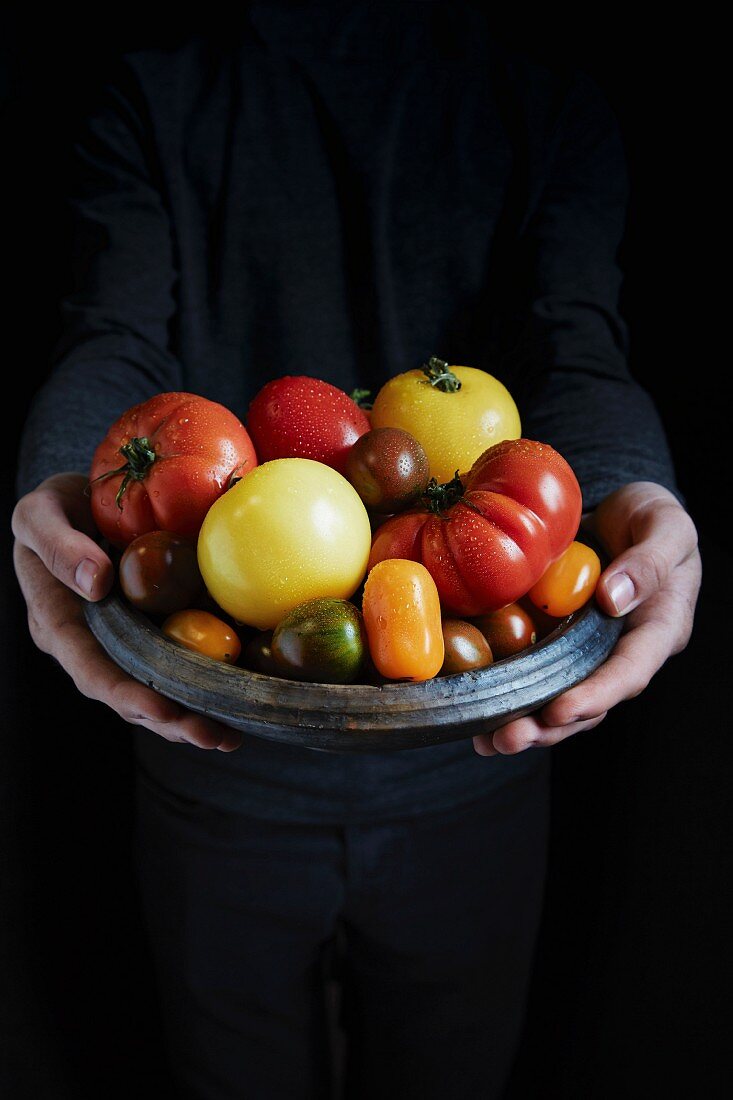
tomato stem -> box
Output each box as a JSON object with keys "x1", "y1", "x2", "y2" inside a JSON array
[
  {"x1": 349, "y1": 387, "x2": 373, "y2": 409},
  {"x1": 422, "y1": 471, "x2": 465, "y2": 515},
  {"x1": 89, "y1": 436, "x2": 157, "y2": 509},
  {"x1": 421, "y1": 356, "x2": 461, "y2": 393}
]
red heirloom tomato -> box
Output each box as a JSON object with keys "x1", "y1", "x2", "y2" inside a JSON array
[
  {"x1": 247, "y1": 376, "x2": 370, "y2": 474},
  {"x1": 368, "y1": 439, "x2": 582, "y2": 616},
  {"x1": 90, "y1": 392, "x2": 256, "y2": 547}
]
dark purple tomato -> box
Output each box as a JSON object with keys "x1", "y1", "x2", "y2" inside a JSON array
[
  {"x1": 440, "y1": 620, "x2": 493, "y2": 675},
  {"x1": 345, "y1": 428, "x2": 430, "y2": 514},
  {"x1": 472, "y1": 603, "x2": 537, "y2": 660},
  {"x1": 118, "y1": 530, "x2": 203, "y2": 615},
  {"x1": 242, "y1": 631, "x2": 279, "y2": 676}
]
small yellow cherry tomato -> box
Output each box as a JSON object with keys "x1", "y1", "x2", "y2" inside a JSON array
[
  {"x1": 362, "y1": 559, "x2": 444, "y2": 681},
  {"x1": 162, "y1": 610, "x2": 241, "y2": 663},
  {"x1": 527, "y1": 541, "x2": 601, "y2": 617},
  {"x1": 370, "y1": 357, "x2": 520, "y2": 483}
]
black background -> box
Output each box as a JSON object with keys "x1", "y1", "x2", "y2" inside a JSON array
[{"x1": 1, "y1": 8, "x2": 730, "y2": 1098}]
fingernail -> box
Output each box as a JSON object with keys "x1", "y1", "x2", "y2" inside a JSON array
[
  {"x1": 217, "y1": 737, "x2": 242, "y2": 753},
  {"x1": 75, "y1": 558, "x2": 98, "y2": 598},
  {"x1": 606, "y1": 571, "x2": 635, "y2": 615}
]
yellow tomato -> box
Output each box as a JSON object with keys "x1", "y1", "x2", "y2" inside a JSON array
[
  {"x1": 371, "y1": 357, "x2": 521, "y2": 483},
  {"x1": 198, "y1": 459, "x2": 372, "y2": 630}
]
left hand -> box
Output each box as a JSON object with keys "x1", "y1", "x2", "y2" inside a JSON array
[{"x1": 473, "y1": 482, "x2": 702, "y2": 756}]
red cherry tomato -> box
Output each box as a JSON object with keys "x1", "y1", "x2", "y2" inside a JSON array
[
  {"x1": 90, "y1": 392, "x2": 257, "y2": 547},
  {"x1": 472, "y1": 603, "x2": 537, "y2": 659},
  {"x1": 247, "y1": 376, "x2": 370, "y2": 474},
  {"x1": 368, "y1": 439, "x2": 582, "y2": 616},
  {"x1": 527, "y1": 541, "x2": 601, "y2": 617},
  {"x1": 162, "y1": 610, "x2": 241, "y2": 664}
]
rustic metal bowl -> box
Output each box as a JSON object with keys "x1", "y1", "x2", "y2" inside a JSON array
[{"x1": 84, "y1": 587, "x2": 623, "y2": 753}]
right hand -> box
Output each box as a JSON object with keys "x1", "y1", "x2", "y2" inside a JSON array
[{"x1": 12, "y1": 472, "x2": 242, "y2": 750}]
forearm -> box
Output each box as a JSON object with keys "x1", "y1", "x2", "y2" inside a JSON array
[
  {"x1": 17, "y1": 334, "x2": 182, "y2": 497},
  {"x1": 521, "y1": 367, "x2": 681, "y2": 511}
]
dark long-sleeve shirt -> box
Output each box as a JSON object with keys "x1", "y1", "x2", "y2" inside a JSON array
[{"x1": 17, "y1": 3, "x2": 678, "y2": 822}]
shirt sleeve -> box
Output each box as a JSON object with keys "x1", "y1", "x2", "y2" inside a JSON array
[
  {"x1": 16, "y1": 61, "x2": 183, "y2": 497},
  {"x1": 502, "y1": 73, "x2": 680, "y2": 510}
]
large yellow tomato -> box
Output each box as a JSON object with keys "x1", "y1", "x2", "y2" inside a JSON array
[
  {"x1": 198, "y1": 459, "x2": 372, "y2": 629},
  {"x1": 370, "y1": 357, "x2": 521, "y2": 483}
]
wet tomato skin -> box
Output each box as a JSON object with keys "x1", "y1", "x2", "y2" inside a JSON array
[
  {"x1": 247, "y1": 376, "x2": 370, "y2": 475},
  {"x1": 90, "y1": 392, "x2": 257, "y2": 548},
  {"x1": 527, "y1": 541, "x2": 601, "y2": 618},
  {"x1": 345, "y1": 428, "x2": 430, "y2": 514},
  {"x1": 472, "y1": 603, "x2": 537, "y2": 660},
  {"x1": 440, "y1": 620, "x2": 493, "y2": 674},
  {"x1": 271, "y1": 598, "x2": 366, "y2": 684},
  {"x1": 118, "y1": 531, "x2": 203, "y2": 616},
  {"x1": 162, "y1": 610, "x2": 241, "y2": 663},
  {"x1": 362, "y1": 559, "x2": 444, "y2": 681}
]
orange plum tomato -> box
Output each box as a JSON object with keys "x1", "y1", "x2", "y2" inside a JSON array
[
  {"x1": 197, "y1": 458, "x2": 372, "y2": 630},
  {"x1": 162, "y1": 610, "x2": 241, "y2": 664},
  {"x1": 362, "y1": 559, "x2": 444, "y2": 681},
  {"x1": 527, "y1": 541, "x2": 601, "y2": 618}
]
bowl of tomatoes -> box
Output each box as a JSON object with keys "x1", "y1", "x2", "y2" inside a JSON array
[{"x1": 83, "y1": 360, "x2": 623, "y2": 751}]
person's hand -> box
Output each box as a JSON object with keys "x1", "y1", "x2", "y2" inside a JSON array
[
  {"x1": 12, "y1": 472, "x2": 242, "y2": 751},
  {"x1": 473, "y1": 481, "x2": 701, "y2": 757}
]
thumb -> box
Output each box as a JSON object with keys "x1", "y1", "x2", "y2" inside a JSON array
[
  {"x1": 12, "y1": 482, "x2": 113, "y2": 601},
  {"x1": 595, "y1": 498, "x2": 697, "y2": 617}
]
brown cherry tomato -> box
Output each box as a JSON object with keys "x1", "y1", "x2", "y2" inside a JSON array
[
  {"x1": 162, "y1": 610, "x2": 241, "y2": 663},
  {"x1": 473, "y1": 603, "x2": 537, "y2": 659},
  {"x1": 527, "y1": 541, "x2": 601, "y2": 618},
  {"x1": 345, "y1": 428, "x2": 430, "y2": 514},
  {"x1": 118, "y1": 530, "x2": 203, "y2": 615},
  {"x1": 440, "y1": 620, "x2": 493, "y2": 675},
  {"x1": 242, "y1": 631, "x2": 278, "y2": 676},
  {"x1": 362, "y1": 559, "x2": 444, "y2": 681}
]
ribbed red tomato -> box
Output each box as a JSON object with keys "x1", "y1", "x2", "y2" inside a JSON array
[
  {"x1": 247, "y1": 376, "x2": 370, "y2": 474},
  {"x1": 368, "y1": 439, "x2": 582, "y2": 616},
  {"x1": 90, "y1": 392, "x2": 257, "y2": 547}
]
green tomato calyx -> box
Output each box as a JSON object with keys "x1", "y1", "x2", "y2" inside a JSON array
[
  {"x1": 421, "y1": 356, "x2": 461, "y2": 393},
  {"x1": 423, "y1": 471, "x2": 465, "y2": 515},
  {"x1": 90, "y1": 436, "x2": 157, "y2": 509},
  {"x1": 350, "y1": 387, "x2": 373, "y2": 409}
]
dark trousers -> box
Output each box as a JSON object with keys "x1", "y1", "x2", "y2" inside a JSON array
[{"x1": 135, "y1": 758, "x2": 550, "y2": 1100}]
